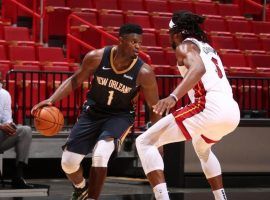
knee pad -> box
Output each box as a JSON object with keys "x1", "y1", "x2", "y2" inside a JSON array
[
  {"x1": 61, "y1": 151, "x2": 84, "y2": 174},
  {"x1": 92, "y1": 139, "x2": 115, "y2": 167},
  {"x1": 192, "y1": 137, "x2": 212, "y2": 162}
]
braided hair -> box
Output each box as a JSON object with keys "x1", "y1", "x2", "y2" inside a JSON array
[{"x1": 169, "y1": 10, "x2": 208, "y2": 43}]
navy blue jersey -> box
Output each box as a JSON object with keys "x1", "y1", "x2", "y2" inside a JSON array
[{"x1": 85, "y1": 46, "x2": 143, "y2": 115}]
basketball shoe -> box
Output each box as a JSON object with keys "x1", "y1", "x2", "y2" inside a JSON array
[{"x1": 71, "y1": 183, "x2": 88, "y2": 200}]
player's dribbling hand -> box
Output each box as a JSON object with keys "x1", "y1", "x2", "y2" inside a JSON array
[
  {"x1": 31, "y1": 99, "x2": 53, "y2": 117},
  {"x1": 153, "y1": 96, "x2": 176, "y2": 115}
]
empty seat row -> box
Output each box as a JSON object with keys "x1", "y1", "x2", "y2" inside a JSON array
[
  {"x1": 0, "y1": 45, "x2": 67, "y2": 63},
  {"x1": 210, "y1": 32, "x2": 270, "y2": 51},
  {"x1": 203, "y1": 15, "x2": 270, "y2": 34},
  {"x1": 2, "y1": 0, "x2": 243, "y2": 20},
  {"x1": 220, "y1": 50, "x2": 270, "y2": 77}
]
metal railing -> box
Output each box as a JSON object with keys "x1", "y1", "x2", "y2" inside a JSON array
[{"x1": 4, "y1": 71, "x2": 270, "y2": 129}]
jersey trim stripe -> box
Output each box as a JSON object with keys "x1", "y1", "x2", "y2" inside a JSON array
[
  {"x1": 118, "y1": 125, "x2": 133, "y2": 150},
  {"x1": 173, "y1": 81, "x2": 206, "y2": 140},
  {"x1": 110, "y1": 46, "x2": 138, "y2": 74},
  {"x1": 201, "y1": 134, "x2": 218, "y2": 144}
]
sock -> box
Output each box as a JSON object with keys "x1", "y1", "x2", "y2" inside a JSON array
[
  {"x1": 15, "y1": 161, "x2": 26, "y2": 179},
  {"x1": 153, "y1": 183, "x2": 169, "y2": 200},
  {"x1": 74, "y1": 179, "x2": 86, "y2": 189},
  {"x1": 213, "y1": 188, "x2": 227, "y2": 200}
]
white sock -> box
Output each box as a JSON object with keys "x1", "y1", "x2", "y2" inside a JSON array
[
  {"x1": 213, "y1": 188, "x2": 227, "y2": 200},
  {"x1": 74, "y1": 179, "x2": 86, "y2": 189},
  {"x1": 153, "y1": 183, "x2": 170, "y2": 200}
]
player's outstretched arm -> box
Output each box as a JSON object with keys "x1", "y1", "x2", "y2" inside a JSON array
[
  {"x1": 31, "y1": 49, "x2": 103, "y2": 115},
  {"x1": 138, "y1": 63, "x2": 161, "y2": 124}
]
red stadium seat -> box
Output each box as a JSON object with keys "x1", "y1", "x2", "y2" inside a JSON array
[
  {"x1": 164, "y1": 48, "x2": 177, "y2": 66},
  {"x1": 67, "y1": 0, "x2": 94, "y2": 9},
  {"x1": 210, "y1": 32, "x2": 236, "y2": 50},
  {"x1": 45, "y1": 0, "x2": 65, "y2": 6},
  {"x1": 234, "y1": 33, "x2": 262, "y2": 51},
  {"x1": 143, "y1": 47, "x2": 167, "y2": 65},
  {"x1": 150, "y1": 13, "x2": 172, "y2": 30},
  {"x1": 193, "y1": 2, "x2": 218, "y2": 16},
  {"x1": 98, "y1": 10, "x2": 124, "y2": 28},
  {"x1": 8, "y1": 46, "x2": 39, "y2": 65},
  {"x1": 259, "y1": 34, "x2": 270, "y2": 51},
  {"x1": 93, "y1": 0, "x2": 118, "y2": 10},
  {"x1": 156, "y1": 30, "x2": 170, "y2": 48},
  {"x1": 251, "y1": 21, "x2": 270, "y2": 34},
  {"x1": 38, "y1": 47, "x2": 68, "y2": 67},
  {"x1": 3, "y1": 26, "x2": 34, "y2": 46},
  {"x1": 219, "y1": 49, "x2": 255, "y2": 76},
  {"x1": 71, "y1": 10, "x2": 98, "y2": 26},
  {"x1": 217, "y1": 3, "x2": 241, "y2": 16},
  {"x1": 124, "y1": 11, "x2": 152, "y2": 29},
  {"x1": 0, "y1": 63, "x2": 11, "y2": 80},
  {"x1": 246, "y1": 51, "x2": 270, "y2": 69},
  {"x1": 226, "y1": 17, "x2": 252, "y2": 33},
  {"x1": 153, "y1": 65, "x2": 175, "y2": 75},
  {"x1": 168, "y1": 1, "x2": 194, "y2": 13},
  {"x1": 144, "y1": 0, "x2": 169, "y2": 13},
  {"x1": 43, "y1": 6, "x2": 72, "y2": 43},
  {"x1": 203, "y1": 16, "x2": 227, "y2": 32},
  {"x1": 142, "y1": 31, "x2": 158, "y2": 47},
  {"x1": 118, "y1": 0, "x2": 145, "y2": 11},
  {"x1": 0, "y1": 44, "x2": 9, "y2": 62},
  {"x1": 4, "y1": 26, "x2": 30, "y2": 41}
]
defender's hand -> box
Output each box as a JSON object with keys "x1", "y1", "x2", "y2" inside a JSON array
[
  {"x1": 153, "y1": 96, "x2": 177, "y2": 116},
  {"x1": 31, "y1": 99, "x2": 52, "y2": 117}
]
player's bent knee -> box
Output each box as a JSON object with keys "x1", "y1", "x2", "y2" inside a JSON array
[
  {"x1": 61, "y1": 151, "x2": 84, "y2": 174},
  {"x1": 192, "y1": 138, "x2": 211, "y2": 161},
  {"x1": 92, "y1": 139, "x2": 114, "y2": 167}
]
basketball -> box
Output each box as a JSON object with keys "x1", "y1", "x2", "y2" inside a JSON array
[{"x1": 34, "y1": 106, "x2": 64, "y2": 136}]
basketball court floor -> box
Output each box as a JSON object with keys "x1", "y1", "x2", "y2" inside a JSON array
[{"x1": 1, "y1": 178, "x2": 270, "y2": 200}]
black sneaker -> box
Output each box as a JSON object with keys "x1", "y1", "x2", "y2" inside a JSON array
[
  {"x1": 71, "y1": 183, "x2": 88, "y2": 200},
  {"x1": 11, "y1": 178, "x2": 34, "y2": 189}
]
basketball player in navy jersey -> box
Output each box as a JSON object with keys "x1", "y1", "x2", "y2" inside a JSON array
[
  {"x1": 136, "y1": 11, "x2": 240, "y2": 200},
  {"x1": 31, "y1": 24, "x2": 160, "y2": 200}
]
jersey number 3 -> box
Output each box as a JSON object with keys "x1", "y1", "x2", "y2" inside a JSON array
[
  {"x1": 211, "y1": 57, "x2": 223, "y2": 78},
  {"x1": 107, "y1": 90, "x2": 114, "y2": 105}
]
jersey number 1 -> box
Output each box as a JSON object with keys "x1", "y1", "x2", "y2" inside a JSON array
[
  {"x1": 211, "y1": 57, "x2": 223, "y2": 78},
  {"x1": 107, "y1": 90, "x2": 114, "y2": 105}
]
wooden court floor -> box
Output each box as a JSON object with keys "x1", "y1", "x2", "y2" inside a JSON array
[{"x1": 1, "y1": 178, "x2": 270, "y2": 200}]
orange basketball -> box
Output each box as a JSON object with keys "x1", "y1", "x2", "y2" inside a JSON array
[{"x1": 34, "y1": 106, "x2": 64, "y2": 136}]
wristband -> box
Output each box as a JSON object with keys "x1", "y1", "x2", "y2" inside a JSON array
[{"x1": 169, "y1": 93, "x2": 178, "y2": 102}]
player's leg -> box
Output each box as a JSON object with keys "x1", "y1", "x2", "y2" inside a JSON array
[
  {"x1": 136, "y1": 114, "x2": 187, "y2": 200},
  {"x1": 88, "y1": 139, "x2": 115, "y2": 199},
  {"x1": 87, "y1": 115, "x2": 133, "y2": 199},
  {"x1": 192, "y1": 136, "x2": 227, "y2": 200},
  {"x1": 62, "y1": 111, "x2": 102, "y2": 200}
]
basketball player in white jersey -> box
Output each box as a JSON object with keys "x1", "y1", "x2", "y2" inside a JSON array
[{"x1": 136, "y1": 11, "x2": 240, "y2": 200}]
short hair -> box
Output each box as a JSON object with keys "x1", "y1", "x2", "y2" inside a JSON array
[
  {"x1": 169, "y1": 10, "x2": 208, "y2": 42},
  {"x1": 119, "y1": 24, "x2": 143, "y2": 37}
]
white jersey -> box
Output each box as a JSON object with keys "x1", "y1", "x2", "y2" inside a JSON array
[
  {"x1": 178, "y1": 38, "x2": 233, "y2": 103},
  {"x1": 173, "y1": 38, "x2": 240, "y2": 141}
]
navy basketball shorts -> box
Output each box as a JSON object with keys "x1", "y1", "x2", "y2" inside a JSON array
[{"x1": 63, "y1": 111, "x2": 134, "y2": 155}]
